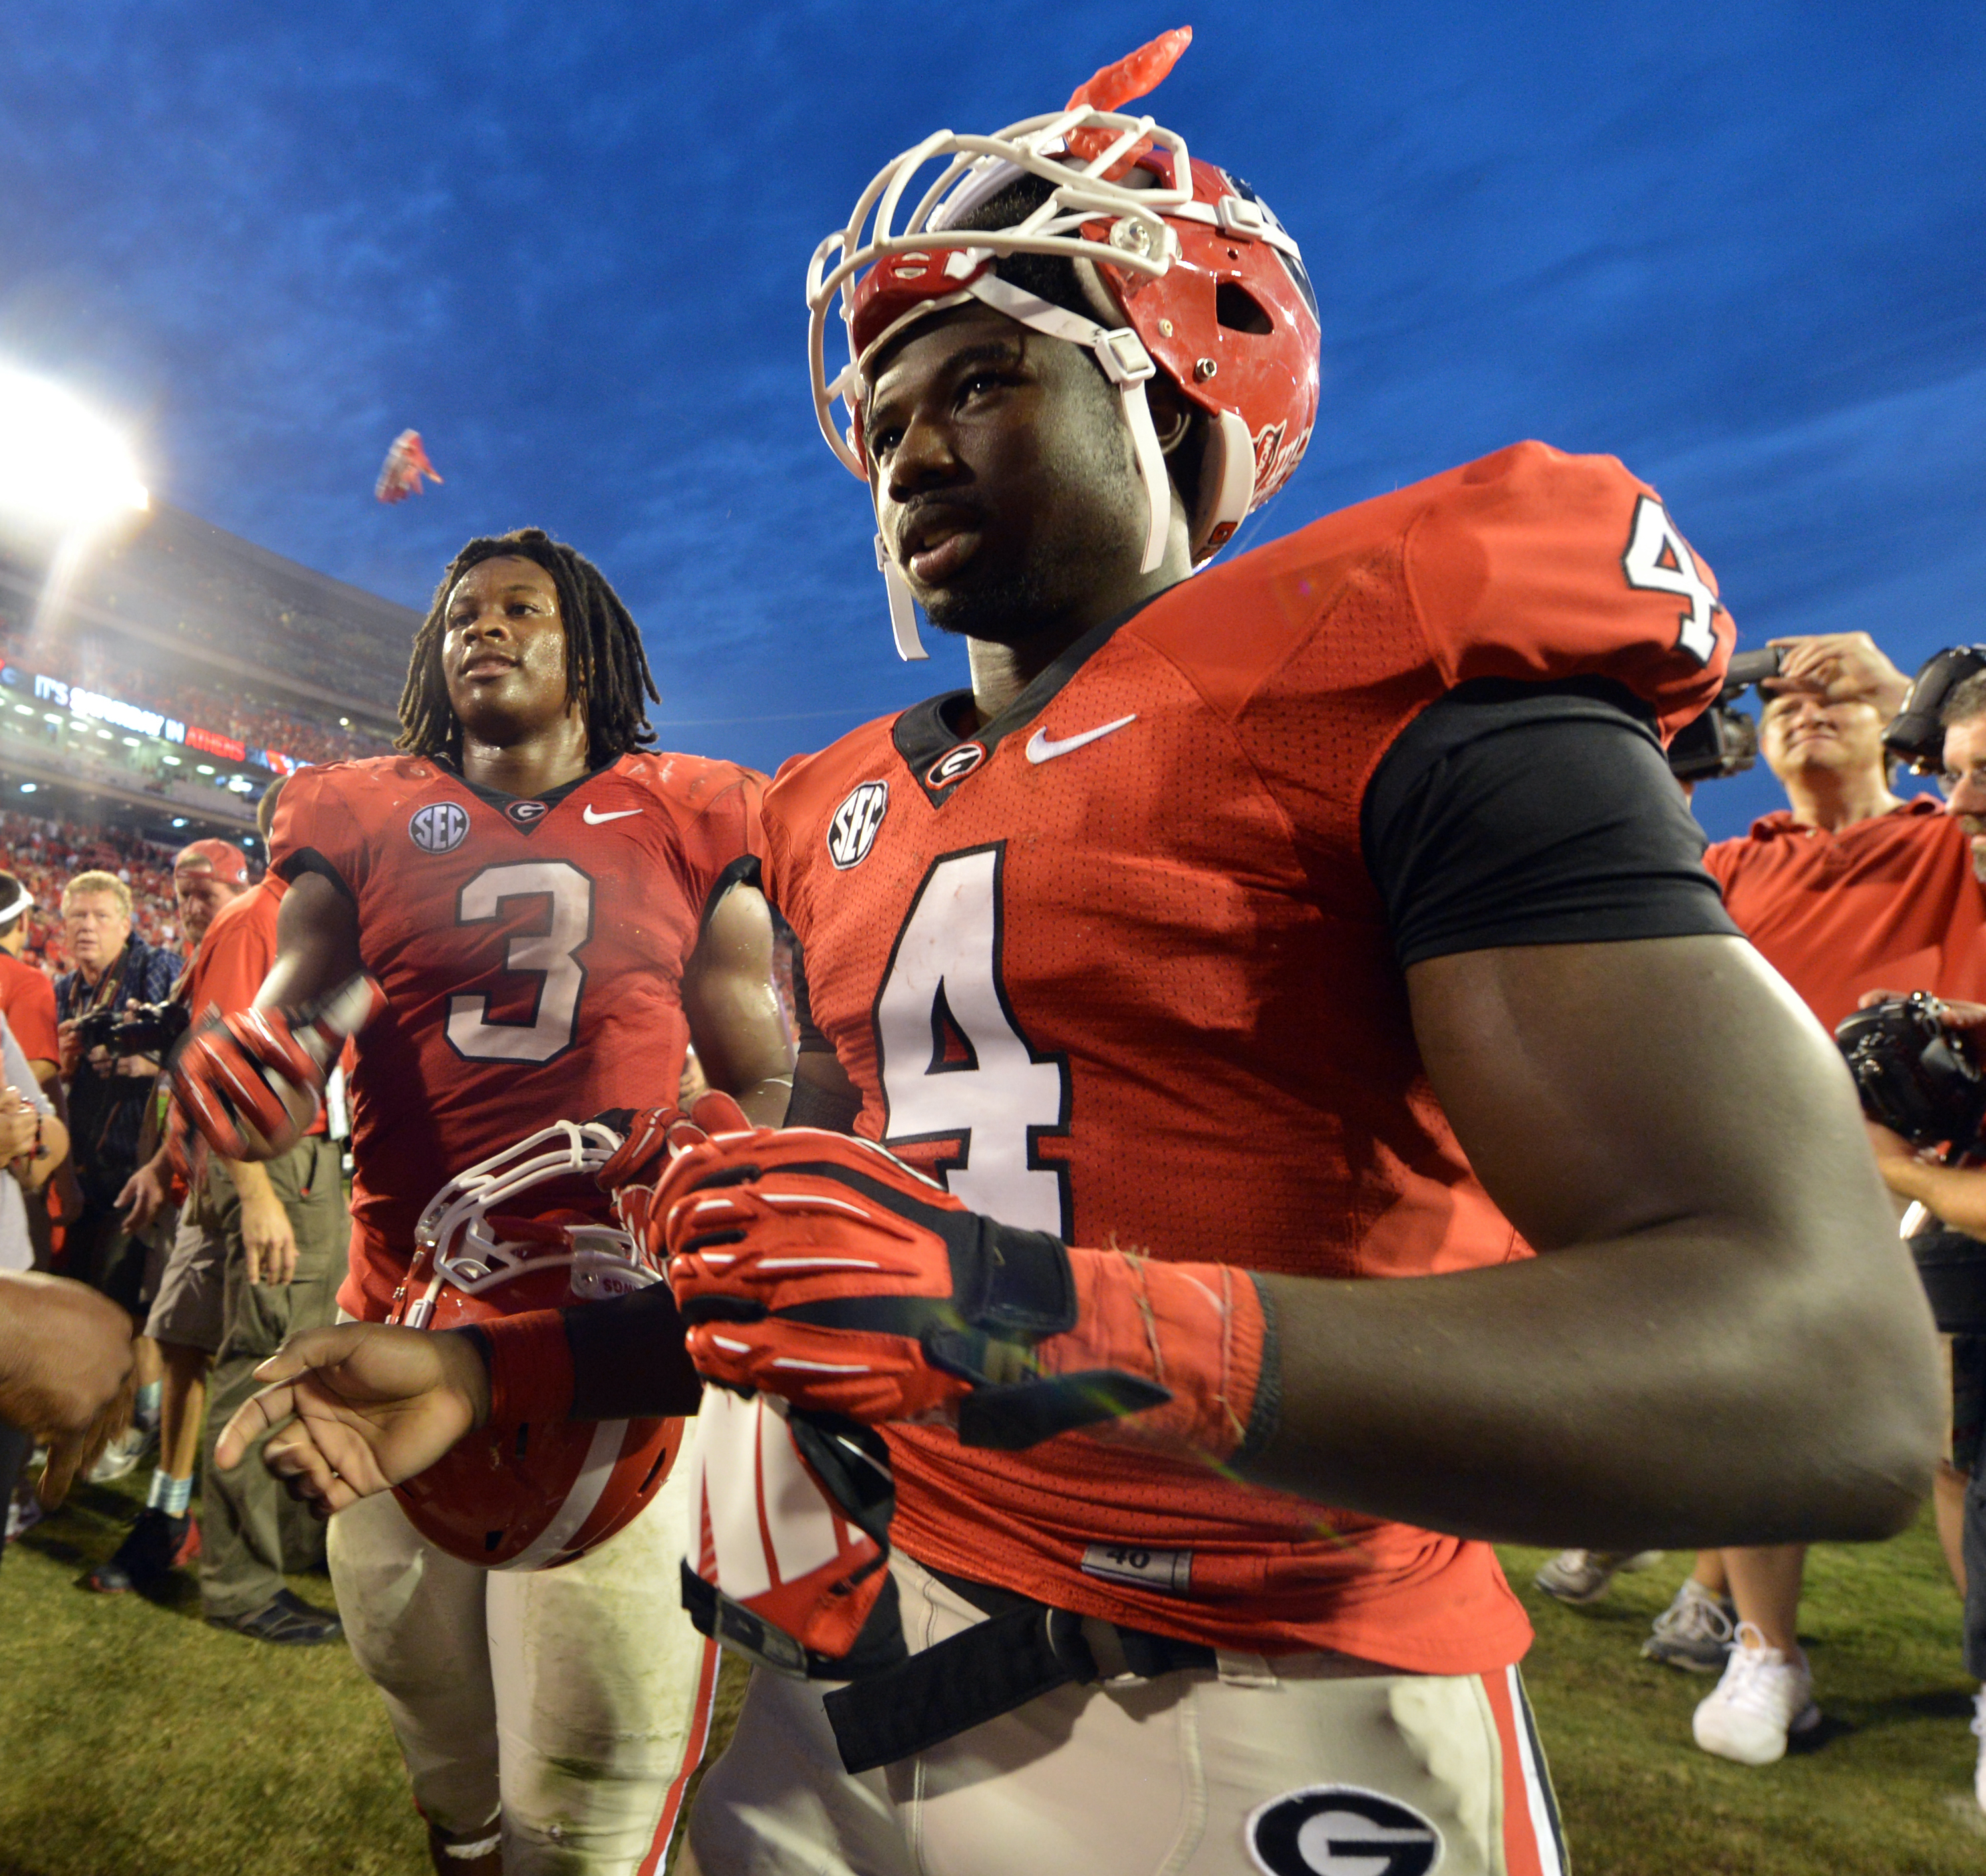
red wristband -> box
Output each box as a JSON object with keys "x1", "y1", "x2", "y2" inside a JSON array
[{"x1": 476, "y1": 1310, "x2": 577, "y2": 1426}]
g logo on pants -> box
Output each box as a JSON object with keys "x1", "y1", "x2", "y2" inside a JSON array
[{"x1": 1246, "y1": 1786, "x2": 1443, "y2": 1876}]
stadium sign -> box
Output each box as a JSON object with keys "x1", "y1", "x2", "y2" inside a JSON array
[{"x1": 1, "y1": 663, "x2": 297, "y2": 776}]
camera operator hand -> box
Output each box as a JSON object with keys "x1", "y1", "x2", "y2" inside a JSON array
[
  {"x1": 1767, "y1": 633, "x2": 1912, "y2": 718},
  {"x1": 1856, "y1": 989, "x2": 1986, "y2": 1236}
]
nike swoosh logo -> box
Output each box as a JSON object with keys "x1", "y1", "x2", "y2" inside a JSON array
[
  {"x1": 581, "y1": 806, "x2": 642, "y2": 824},
  {"x1": 1024, "y1": 713, "x2": 1137, "y2": 764}
]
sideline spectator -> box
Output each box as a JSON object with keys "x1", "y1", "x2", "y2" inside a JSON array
[
  {"x1": 164, "y1": 786, "x2": 346, "y2": 1642},
  {"x1": 53, "y1": 869, "x2": 181, "y2": 1478},
  {"x1": 0, "y1": 1022, "x2": 76, "y2": 1548},
  {"x1": 0, "y1": 869, "x2": 68, "y2": 1271},
  {"x1": 86, "y1": 840, "x2": 251, "y2": 1593},
  {"x1": 1542, "y1": 632, "x2": 1977, "y2": 1768}
]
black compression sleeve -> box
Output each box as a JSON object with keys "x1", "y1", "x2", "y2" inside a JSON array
[
  {"x1": 1361, "y1": 677, "x2": 1739, "y2": 970},
  {"x1": 559, "y1": 1285, "x2": 704, "y2": 1420}
]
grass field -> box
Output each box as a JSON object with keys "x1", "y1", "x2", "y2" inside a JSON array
[{"x1": 3, "y1": 1472, "x2": 1982, "y2": 1874}]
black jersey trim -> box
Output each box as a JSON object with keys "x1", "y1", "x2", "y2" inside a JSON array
[
  {"x1": 430, "y1": 752, "x2": 616, "y2": 835},
  {"x1": 891, "y1": 583, "x2": 1185, "y2": 808},
  {"x1": 1362, "y1": 677, "x2": 1739, "y2": 969},
  {"x1": 698, "y1": 854, "x2": 764, "y2": 940},
  {"x1": 275, "y1": 846, "x2": 356, "y2": 906}
]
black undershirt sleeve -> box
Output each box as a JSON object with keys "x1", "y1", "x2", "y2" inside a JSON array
[
  {"x1": 559, "y1": 1285, "x2": 706, "y2": 1420},
  {"x1": 1361, "y1": 677, "x2": 1739, "y2": 970}
]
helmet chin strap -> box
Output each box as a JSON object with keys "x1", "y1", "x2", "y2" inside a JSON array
[{"x1": 870, "y1": 269, "x2": 1173, "y2": 665}]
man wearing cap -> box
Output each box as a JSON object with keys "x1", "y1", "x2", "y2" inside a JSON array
[
  {"x1": 88, "y1": 838, "x2": 252, "y2": 1591},
  {"x1": 105, "y1": 802, "x2": 347, "y2": 1641}
]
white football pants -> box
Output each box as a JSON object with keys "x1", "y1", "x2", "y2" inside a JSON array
[
  {"x1": 686, "y1": 1551, "x2": 1567, "y2": 1876},
  {"x1": 327, "y1": 1460, "x2": 717, "y2": 1875}
]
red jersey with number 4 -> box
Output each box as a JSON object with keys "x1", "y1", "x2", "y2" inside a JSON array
[
  {"x1": 760, "y1": 441, "x2": 1733, "y2": 1673},
  {"x1": 271, "y1": 750, "x2": 765, "y2": 1320}
]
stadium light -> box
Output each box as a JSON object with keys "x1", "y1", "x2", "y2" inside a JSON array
[
  {"x1": 0, "y1": 365, "x2": 148, "y2": 528},
  {"x1": 170, "y1": 817, "x2": 187, "y2": 828},
  {"x1": 18, "y1": 783, "x2": 35, "y2": 794}
]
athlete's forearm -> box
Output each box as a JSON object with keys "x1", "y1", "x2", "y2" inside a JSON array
[
  {"x1": 1242, "y1": 1212, "x2": 1929, "y2": 1547},
  {"x1": 1877, "y1": 1156, "x2": 1986, "y2": 1239}
]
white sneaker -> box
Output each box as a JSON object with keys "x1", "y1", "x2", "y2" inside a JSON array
[
  {"x1": 86, "y1": 1424, "x2": 152, "y2": 1484},
  {"x1": 1693, "y1": 1623, "x2": 1820, "y2": 1765},
  {"x1": 1970, "y1": 1686, "x2": 1986, "y2": 1814},
  {"x1": 1534, "y1": 1548, "x2": 1665, "y2": 1605},
  {"x1": 1642, "y1": 1579, "x2": 1738, "y2": 1672}
]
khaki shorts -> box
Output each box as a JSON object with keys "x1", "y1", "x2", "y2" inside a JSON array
[
  {"x1": 688, "y1": 1552, "x2": 1568, "y2": 1876},
  {"x1": 143, "y1": 1212, "x2": 223, "y2": 1354}
]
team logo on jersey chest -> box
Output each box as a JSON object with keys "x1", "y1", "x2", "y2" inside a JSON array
[
  {"x1": 408, "y1": 801, "x2": 469, "y2": 854},
  {"x1": 506, "y1": 799, "x2": 548, "y2": 828},
  {"x1": 1246, "y1": 1788, "x2": 1441, "y2": 1876},
  {"x1": 924, "y1": 742, "x2": 986, "y2": 790},
  {"x1": 827, "y1": 781, "x2": 889, "y2": 869}
]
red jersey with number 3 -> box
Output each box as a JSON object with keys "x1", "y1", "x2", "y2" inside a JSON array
[
  {"x1": 271, "y1": 750, "x2": 765, "y2": 1319},
  {"x1": 760, "y1": 441, "x2": 1733, "y2": 1673}
]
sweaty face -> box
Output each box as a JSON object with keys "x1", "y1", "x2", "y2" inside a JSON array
[
  {"x1": 441, "y1": 556, "x2": 575, "y2": 740},
  {"x1": 1942, "y1": 716, "x2": 1986, "y2": 882},
  {"x1": 64, "y1": 891, "x2": 130, "y2": 969},
  {"x1": 174, "y1": 866, "x2": 241, "y2": 949},
  {"x1": 1759, "y1": 692, "x2": 1888, "y2": 788},
  {"x1": 864, "y1": 305, "x2": 1151, "y2": 644}
]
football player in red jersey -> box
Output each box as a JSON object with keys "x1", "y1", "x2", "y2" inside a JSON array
[
  {"x1": 187, "y1": 528, "x2": 793, "y2": 1876},
  {"x1": 220, "y1": 48, "x2": 1938, "y2": 1876}
]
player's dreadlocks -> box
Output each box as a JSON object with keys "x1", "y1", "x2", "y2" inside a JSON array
[{"x1": 396, "y1": 528, "x2": 661, "y2": 764}]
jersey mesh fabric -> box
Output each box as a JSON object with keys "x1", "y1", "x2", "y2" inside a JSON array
[
  {"x1": 0, "y1": 952, "x2": 59, "y2": 1066},
  {"x1": 1705, "y1": 797, "x2": 1986, "y2": 1030},
  {"x1": 271, "y1": 750, "x2": 765, "y2": 1320},
  {"x1": 760, "y1": 441, "x2": 1731, "y2": 1672}
]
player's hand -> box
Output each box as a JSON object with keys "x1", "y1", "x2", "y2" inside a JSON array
[
  {"x1": 238, "y1": 1184, "x2": 298, "y2": 1285},
  {"x1": 591, "y1": 1090, "x2": 753, "y2": 1255},
  {"x1": 0, "y1": 1087, "x2": 36, "y2": 1165},
  {"x1": 0, "y1": 1271, "x2": 136, "y2": 1507},
  {"x1": 215, "y1": 1322, "x2": 491, "y2": 1517},
  {"x1": 117, "y1": 1152, "x2": 171, "y2": 1235},
  {"x1": 1766, "y1": 633, "x2": 1911, "y2": 717},
  {"x1": 658, "y1": 1126, "x2": 1272, "y2": 1457},
  {"x1": 174, "y1": 973, "x2": 384, "y2": 1160}
]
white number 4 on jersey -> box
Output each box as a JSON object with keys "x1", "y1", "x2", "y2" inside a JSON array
[
  {"x1": 875, "y1": 847, "x2": 1071, "y2": 1237},
  {"x1": 1622, "y1": 494, "x2": 1723, "y2": 665}
]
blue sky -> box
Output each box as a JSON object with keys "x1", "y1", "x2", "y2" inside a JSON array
[{"x1": 2, "y1": 2, "x2": 1979, "y2": 839}]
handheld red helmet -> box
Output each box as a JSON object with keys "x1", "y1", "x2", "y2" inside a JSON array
[
  {"x1": 386, "y1": 1120, "x2": 683, "y2": 1571},
  {"x1": 805, "y1": 28, "x2": 1321, "y2": 659}
]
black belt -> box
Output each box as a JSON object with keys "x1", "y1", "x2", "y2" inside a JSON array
[{"x1": 821, "y1": 1568, "x2": 1216, "y2": 1775}]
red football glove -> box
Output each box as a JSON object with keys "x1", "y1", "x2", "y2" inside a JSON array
[
  {"x1": 174, "y1": 973, "x2": 384, "y2": 1160},
  {"x1": 658, "y1": 1126, "x2": 1276, "y2": 1460},
  {"x1": 591, "y1": 1090, "x2": 754, "y2": 1253}
]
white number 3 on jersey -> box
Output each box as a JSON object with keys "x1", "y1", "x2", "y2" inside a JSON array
[
  {"x1": 874, "y1": 846, "x2": 1071, "y2": 1237},
  {"x1": 1622, "y1": 494, "x2": 1723, "y2": 666}
]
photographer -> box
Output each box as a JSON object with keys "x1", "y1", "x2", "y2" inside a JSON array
[
  {"x1": 1539, "y1": 632, "x2": 1980, "y2": 1764},
  {"x1": 1842, "y1": 982, "x2": 1986, "y2": 1814},
  {"x1": 53, "y1": 869, "x2": 182, "y2": 1477}
]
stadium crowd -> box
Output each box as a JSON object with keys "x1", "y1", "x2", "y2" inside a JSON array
[{"x1": 0, "y1": 608, "x2": 392, "y2": 769}]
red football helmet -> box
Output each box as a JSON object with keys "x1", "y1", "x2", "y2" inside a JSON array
[
  {"x1": 805, "y1": 31, "x2": 1321, "y2": 659},
  {"x1": 386, "y1": 1120, "x2": 684, "y2": 1571}
]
